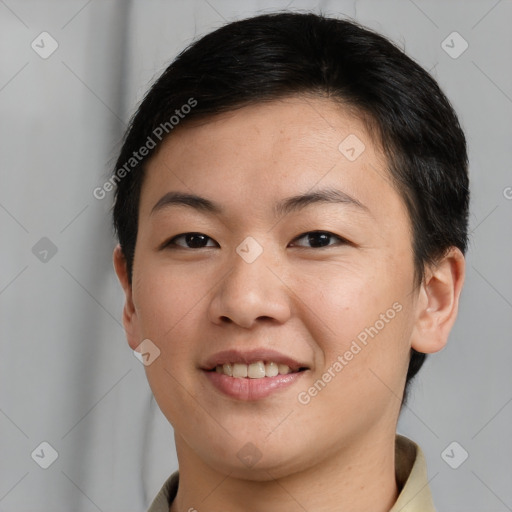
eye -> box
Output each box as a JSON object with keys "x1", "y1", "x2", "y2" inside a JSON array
[
  {"x1": 163, "y1": 232, "x2": 218, "y2": 249},
  {"x1": 289, "y1": 230, "x2": 348, "y2": 248}
]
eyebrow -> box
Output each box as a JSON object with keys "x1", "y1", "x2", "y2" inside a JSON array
[{"x1": 150, "y1": 188, "x2": 369, "y2": 217}]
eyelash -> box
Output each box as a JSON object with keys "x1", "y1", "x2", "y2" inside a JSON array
[{"x1": 162, "y1": 231, "x2": 349, "y2": 250}]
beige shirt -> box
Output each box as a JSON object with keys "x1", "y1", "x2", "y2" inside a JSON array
[{"x1": 147, "y1": 435, "x2": 436, "y2": 512}]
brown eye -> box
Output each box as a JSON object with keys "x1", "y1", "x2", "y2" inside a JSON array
[
  {"x1": 165, "y1": 232, "x2": 217, "y2": 249},
  {"x1": 290, "y1": 231, "x2": 346, "y2": 248}
]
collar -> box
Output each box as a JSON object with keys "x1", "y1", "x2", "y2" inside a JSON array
[
  {"x1": 147, "y1": 434, "x2": 436, "y2": 512},
  {"x1": 390, "y1": 435, "x2": 436, "y2": 511}
]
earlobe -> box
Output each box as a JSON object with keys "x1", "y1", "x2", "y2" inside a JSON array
[
  {"x1": 113, "y1": 244, "x2": 140, "y2": 350},
  {"x1": 411, "y1": 247, "x2": 465, "y2": 354}
]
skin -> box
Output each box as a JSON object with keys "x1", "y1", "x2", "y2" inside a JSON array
[{"x1": 114, "y1": 96, "x2": 465, "y2": 512}]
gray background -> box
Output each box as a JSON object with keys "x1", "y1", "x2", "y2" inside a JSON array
[{"x1": 1, "y1": 0, "x2": 511, "y2": 510}]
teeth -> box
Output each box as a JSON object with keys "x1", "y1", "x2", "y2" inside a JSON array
[
  {"x1": 278, "y1": 364, "x2": 291, "y2": 375},
  {"x1": 265, "y1": 362, "x2": 279, "y2": 377},
  {"x1": 214, "y1": 361, "x2": 296, "y2": 378},
  {"x1": 248, "y1": 361, "x2": 266, "y2": 379},
  {"x1": 232, "y1": 363, "x2": 248, "y2": 378}
]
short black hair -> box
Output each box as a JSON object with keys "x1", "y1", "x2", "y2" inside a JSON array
[{"x1": 112, "y1": 11, "x2": 469, "y2": 406}]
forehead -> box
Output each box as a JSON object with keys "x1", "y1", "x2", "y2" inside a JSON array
[{"x1": 140, "y1": 96, "x2": 402, "y2": 225}]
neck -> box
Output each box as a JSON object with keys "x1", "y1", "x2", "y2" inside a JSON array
[{"x1": 170, "y1": 430, "x2": 399, "y2": 512}]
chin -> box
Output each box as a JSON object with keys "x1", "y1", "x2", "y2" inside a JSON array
[{"x1": 195, "y1": 436, "x2": 312, "y2": 481}]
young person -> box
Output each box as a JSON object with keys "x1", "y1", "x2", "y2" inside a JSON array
[{"x1": 112, "y1": 12, "x2": 468, "y2": 512}]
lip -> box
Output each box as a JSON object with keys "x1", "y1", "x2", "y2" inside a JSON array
[
  {"x1": 201, "y1": 348, "x2": 309, "y2": 401},
  {"x1": 201, "y1": 348, "x2": 309, "y2": 373},
  {"x1": 203, "y1": 370, "x2": 307, "y2": 400}
]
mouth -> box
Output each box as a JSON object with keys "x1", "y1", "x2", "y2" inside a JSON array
[
  {"x1": 202, "y1": 348, "x2": 310, "y2": 376},
  {"x1": 207, "y1": 361, "x2": 308, "y2": 378},
  {"x1": 201, "y1": 349, "x2": 310, "y2": 400}
]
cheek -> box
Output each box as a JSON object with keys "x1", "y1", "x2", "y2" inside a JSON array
[
  {"x1": 295, "y1": 262, "x2": 400, "y2": 343},
  {"x1": 294, "y1": 261, "x2": 413, "y2": 388},
  {"x1": 132, "y1": 265, "x2": 209, "y2": 424},
  {"x1": 134, "y1": 262, "x2": 203, "y2": 333},
  {"x1": 131, "y1": 262, "x2": 209, "y2": 376}
]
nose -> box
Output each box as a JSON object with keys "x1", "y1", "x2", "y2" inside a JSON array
[{"x1": 207, "y1": 246, "x2": 292, "y2": 329}]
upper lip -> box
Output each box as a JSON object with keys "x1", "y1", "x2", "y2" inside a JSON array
[{"x1": 201, "y1": 349, "x2": 309, "y2": 372}]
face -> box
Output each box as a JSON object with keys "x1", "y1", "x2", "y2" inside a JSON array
[{"x1": 119, "y1": 96, "x2": 425, "y2": 479}]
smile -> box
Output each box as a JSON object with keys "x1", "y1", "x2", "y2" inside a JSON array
[
  {"x1": 212, "y1": 361, "x2": 302, "y2": 378},
  {"x1": 202, "y1": 348, "x2": 309, "y2": 400}
]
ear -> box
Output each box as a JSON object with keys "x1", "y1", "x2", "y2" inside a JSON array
[
  {"x1": 113, "y1": 244, "x2": 140, "y2": 351},
  {"x1": 411, "y1": 247, "x2": 466, "y2": 354}
]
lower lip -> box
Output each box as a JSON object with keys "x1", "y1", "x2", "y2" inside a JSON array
[{"x1": 203, "y1": 370, "x2": 306, "y2": 400}]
